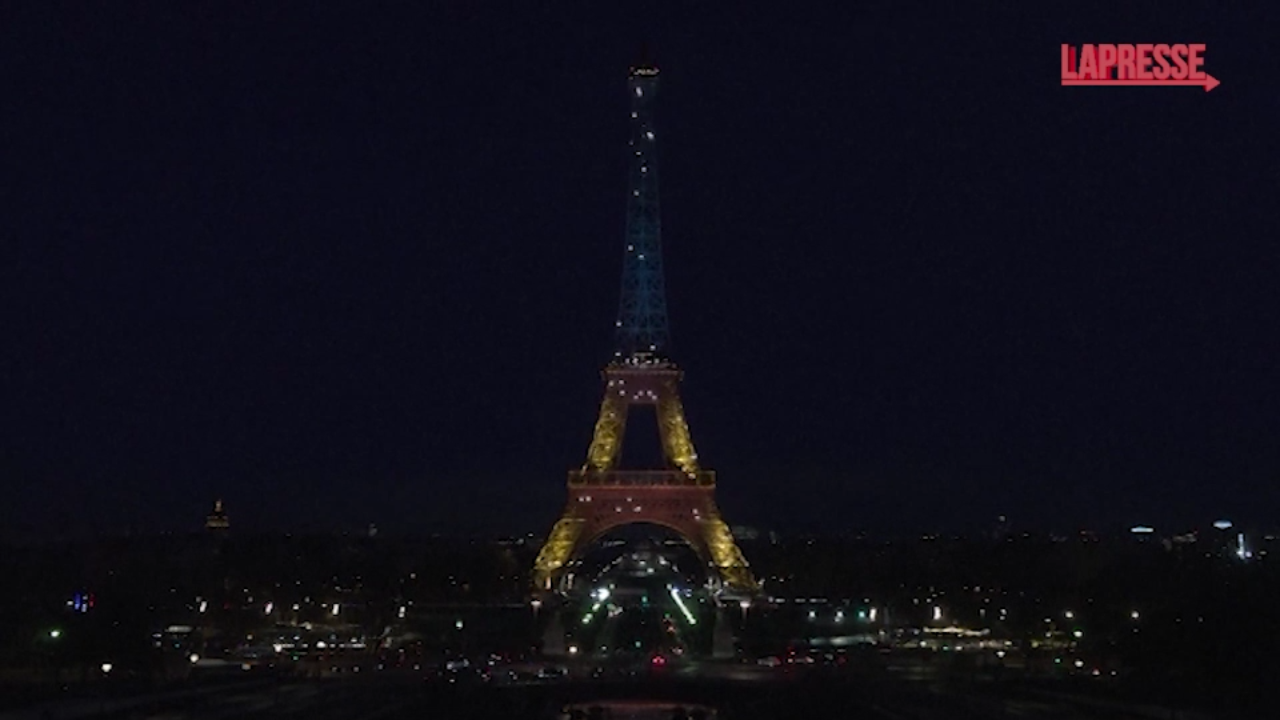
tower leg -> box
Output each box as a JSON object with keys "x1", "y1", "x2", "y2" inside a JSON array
[
  {"x1": 655, "y1": 381, "x2": 698, "y2": 474},
  {"x1": 698, "y1": 513, "x2": 757, "y2": 592},
  {"x1": 533, "y1": 517, "x2": 585, "y2": 591},
  {"x1": 585, "y1": 386, "x2": 629, "y2": 471}
]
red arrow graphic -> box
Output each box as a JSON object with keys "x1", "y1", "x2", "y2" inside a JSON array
[{"x1": 1061, "y1": 74, "x2": 1219, "y2": 92}]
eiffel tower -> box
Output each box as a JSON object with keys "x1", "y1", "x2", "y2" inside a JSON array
[{"x1": 532, "y1": 59, "x2": 756, "y2": 595}]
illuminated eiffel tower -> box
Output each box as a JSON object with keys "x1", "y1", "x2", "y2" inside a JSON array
[{"x1": 532, "y1": 59, "x2": 756, "y2": 595}]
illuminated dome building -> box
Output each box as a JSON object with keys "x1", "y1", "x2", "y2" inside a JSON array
[{"x1": 205, "y1": 499, "x2": 230, "y2": 531}]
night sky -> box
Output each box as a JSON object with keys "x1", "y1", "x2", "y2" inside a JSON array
[{"x1": 4, "y1": 3, "x2": 1278, "y2": 540}]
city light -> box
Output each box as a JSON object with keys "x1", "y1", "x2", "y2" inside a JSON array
[
  {"x1": 568, "y1": 645, "x2": 578, "y2": 655},
  {"x1": 933, "y1": 606, "x2": 943, "y2": 621},
  {"x1": 189, "y1": 654, "x2": 200, "y2": 664},
  {"x1": 101, "y1": 663, "x2": 112, "y2": 674},
  {"x1": 669, "y1": 586, "x2": 697, "y2": 625},
  {"x1": 1236, "y1": 533, "x2": 1252, "y2": 560},
  {"x1": 48, "y1": 629, "x2": 61, "y2": 639}
]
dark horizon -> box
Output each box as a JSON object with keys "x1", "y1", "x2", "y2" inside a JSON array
[
  {"x1": 1, "y1": 519, "x2": 1261, "y2": 548},
  {"x1": 4, "y1": 3, "x2": 1277, "y2": 542}
]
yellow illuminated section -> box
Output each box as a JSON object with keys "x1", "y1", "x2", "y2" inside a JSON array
[
  {"x1": 537, "y1": 362, "x2": 755, "y2": 593},
  {"x1": 585, "y1": 390, "x2": 627, "y2": 471},
  {"x1": 699, "y1": 515, "x2": 757, "y2": 591},
  {"x1": 656, "y1": 383, "x2": 699, "y2": 474},
  {"x1": 533, "y1": 517, "x2": 585, "y2": 590}
]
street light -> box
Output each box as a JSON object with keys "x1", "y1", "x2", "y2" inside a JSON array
[
  {"x1": 48, "y1": 629, "x2": 61, "y2": 639},
  {"x1": 101, "y1": 663, "x2": 112, "y2": 674}
]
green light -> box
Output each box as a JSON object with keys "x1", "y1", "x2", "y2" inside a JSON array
[{"x1": 669, "y1": 587, "x2": 697, "y2": 625}]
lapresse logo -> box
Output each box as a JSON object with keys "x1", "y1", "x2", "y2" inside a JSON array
[{"x1": 1061, "y1": 44, "x2": 1219, "y2": 92}]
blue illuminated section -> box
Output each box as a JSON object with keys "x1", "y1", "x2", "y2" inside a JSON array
[{"x1": 614, "y1": 64, "x2": 670, "y2": 360}]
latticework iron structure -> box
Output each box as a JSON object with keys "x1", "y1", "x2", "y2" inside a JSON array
[
  {"x1": 533, "y1": 61, "x2": 756, "y2": 596},
  {"x1": 614, "y1": 64, "x2": 669, "y2": 359}
]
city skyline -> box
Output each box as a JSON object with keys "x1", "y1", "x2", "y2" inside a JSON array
[{"x1": 4, "y1": 3, "x2": 1277, "y2": 540}]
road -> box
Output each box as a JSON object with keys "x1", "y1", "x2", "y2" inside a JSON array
[{"x1": 0, "y1": 665, "x2": 1220, "y2": 720}]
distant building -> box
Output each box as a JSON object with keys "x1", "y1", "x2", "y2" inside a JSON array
[{"x1": 205, "y1": 499, "x2": 230, "y2": 531}]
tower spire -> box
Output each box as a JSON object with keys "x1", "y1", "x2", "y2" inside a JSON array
[{"x1": 614, "y1": 60, "x2": 669, "y2": 361}]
